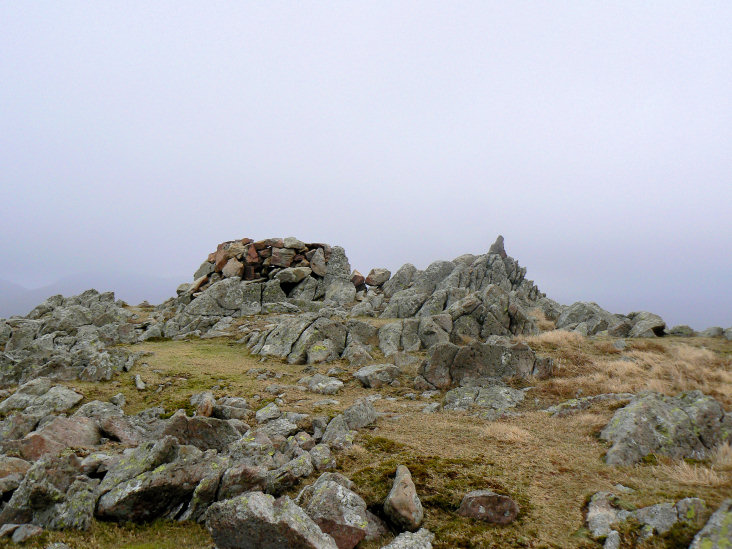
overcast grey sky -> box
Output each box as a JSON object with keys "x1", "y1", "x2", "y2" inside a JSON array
[{"x1": 1, "y1": 2, "x2": 730, "y2": 329}]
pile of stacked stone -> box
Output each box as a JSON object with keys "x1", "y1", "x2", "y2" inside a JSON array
[{"x1": 193, "y1": 237, "x2": 333, "y2": 285}]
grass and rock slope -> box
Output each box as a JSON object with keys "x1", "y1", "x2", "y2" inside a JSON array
[{"x1": 0, "y1": 236, "x2": 729, "y2": 548}]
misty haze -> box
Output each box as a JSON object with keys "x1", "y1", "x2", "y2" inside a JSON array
[{"x1": 0, "y1": 3, "x2": 730, "y2": 548}]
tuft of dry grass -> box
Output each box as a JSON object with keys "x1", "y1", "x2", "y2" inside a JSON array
[
  {"x1": 712, "y1": 442, "x2": 732, "y2": 472},
  {"x1": 652, "y1": 460, "x2": 727, "y2": 487},
  {"x1": 523, "y1": 332, "x2": 732, "y2": 407},
  {"x1": 528, "y1": 308, "x2": 556, "y2": 332}
]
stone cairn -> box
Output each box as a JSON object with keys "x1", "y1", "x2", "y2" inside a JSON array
[{"x1": 191, "y1": 237, "x2": 335, "y2": 293}]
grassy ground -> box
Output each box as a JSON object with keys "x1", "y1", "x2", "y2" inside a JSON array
[{"x1": 3, "y1": 330, "x2": 730, "y2": 548}]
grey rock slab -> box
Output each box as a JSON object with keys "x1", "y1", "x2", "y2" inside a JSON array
[
  {"x1": 633, "y1": 502, "x2": 677, "y2": 535},
  {"x1": 310, "y1": 444, "x2": 336, "y2": 471},
  {"x1": 689, "y1": 499, "x2": 732, "y2": 549},
  {"x1": 321, "y1": 415, "x2": 355, "y2": 450},
  {"x1": 276, "y1": 267, "x2": 313, "y2": 284},
  {"x1": 256, "y1": 403, "x2": 282, "y2": 423},
  {"x1": 600, "y1": 390, "x2": 729, "y2": 465},
  {"x1": 382, "y1": 263, "x2": 418, "y2": 299},
  {"x1": 627, "y1": 311, "x2": 666, "y2": 338},
  {"x1": 205, "y1": 492, "x2": 338, "y2": 549},
  {"x1": 378, "y1": 322, "x2": 403, "y2": 357},
  {"x1": 96, "y1": 448, "x2": 217, "y2": 522},
  {"x1": 342, "y1": 398, "x2": 377, "y2": 430},
  {"x1": 325, "y1": 279, "x2": 356, "y2": 306},
  {"x1": 353, "y1": 364, "x2": 400, "y2": 389},
  {"x1": 380, "y1": 528, "x2": 435, "y2": 549},
  {"x1": 586, "y1": 492, "x2": 623, "y2": 539},
  {"x1": 301, "y1": 374, "x2": 344, "y2": 395}
]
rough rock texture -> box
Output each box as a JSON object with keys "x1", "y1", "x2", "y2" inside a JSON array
[
  {"x1": 418, "y1": 341, "x2": 552, "y2": 389},
  {"x1": 587, "y1": 492, "x2": 708, "y2": 543},
  {"x1": 380, "y1": 528, "x2": 435, "y2": 549},
  {"x1": 205, "y1": 491, "x2": 338, "y2": 549},
  {"x1": 353, "y1": 364, "x2": 400, "y2": 389},
  {"x1": 457, "y1": 490, "x2": 520, "y2": 524},
  {"x1": 600, "y1": 391, "x2": 731, "y2": 465},
  {"x1": 0, "y1": 290, "x2": 139, "y2": 385},
  {"x1": 383, "y1": 465, "x2": 423, "y2": 532},
  {"x1": 297, "y1": 474, "x2": 370, "y2": 549},
  {"x1": 689, "y1": 499, "x2": 732, "y2": 549}
]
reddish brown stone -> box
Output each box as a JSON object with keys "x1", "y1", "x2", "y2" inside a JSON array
[
  {"x1": 457, "y1": 490, "x2": 519, "y2": 524},
  {"x1": 350, "y1": 270, "x2": 365, "y2": 287},
  {"x1": 100, "y1": 416, "x2": 146, "y2": 446},
  {"x1": 240, "y1": 237, "x2": 253, "y2": 245},
  {"x1": 19, "y1": 417, "x2": 100, "y2": 460},
  {"x1": 214, "y1": 249, "x2": 229, "y2": 271},
  {"x1": 207, "y1": 252, "x2": 216, "y2": 262},
  {"x1": 0, "y1": 456, "x2": 31, "y2": 479},
  {"x1": 264, "y1": 238, "x2": 284, "y2": 248},
  {"x1": 253, "y1": 240, "x2": 268, "y2": 250},
  {"x1": 258, "y1": 248, "x2": 272, "y2": 259},
  {"x1": 245, "y1": 244, "x2": 260, "y2": 264},
  {"x1": 244, "y1": 265, "x2": 258, "y2": 281}
]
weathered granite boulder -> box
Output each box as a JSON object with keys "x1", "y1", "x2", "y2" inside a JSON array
[
  {"x1": 205, "y1": 492, "x2": 338, "y2": 549},
  {"x1": 418, "y1": 341, "x2": 552, "y2": 389},
  {"x1": 600, "y1": 391, "x2": 731, "y2": 465},
  {"x1": 353, "y1": 364, "x2": 400, "y2": 389},
  {"x1": 0, "y1": 452, "x2": 97, "y2": 530},
  {"x1": 627, "y1": 311, "x2": 666, "y2": 338},
  {"x1": 161, "y1": 410, "x2": 242, "y2": 452},
  {"x1": 97, "y1": 442, "x2": 219, "y2": 522},
  {"x1": 297, "y1": 473, "x2": 369, "y2": 549},
  {"x1": 365, "y1": 268, "x2": 391, "y2": 287}
]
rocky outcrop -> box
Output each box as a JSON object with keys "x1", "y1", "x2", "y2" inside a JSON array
[
  {"x1": 587, "y1": 492, "x2": 707, "y2": 543},
  {"x1": 556, "y1": 302, "x2": 669, "y2": 338},
  {"x1": 600, "y1": 391, "x2": 731, "y2": 465},
  {"x1": 0, "y1": 290, "x2": 141, "y2": 385},
  {"x1": 417, "y1": 340, "x2": 552, "y2": 390}
]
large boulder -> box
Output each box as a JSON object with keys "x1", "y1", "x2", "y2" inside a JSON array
[
  {"x1": 556, "y1": 302, "x2": 629, "y2": 336},
  {"x1": 161, "y1": 410, "x2": 241, "y2": 452},
  {"x1": 297, "y1": 473, "x2": 369, "y2": 549},
  {"x1": 0, "y1": 452, "x2": 97, "y2": 530},
  {"x1": 353, "y1": 364, "x2": 400, "y2": 389},
  {"x1": 627, "y1": 311, "x2": 666, "y2": 338},
  {"x1": 600, "y1": 391, "x2": 731, "y2": 465},
  {"x1": 205, "y1": 492, "x2": 338, "y2": 549},
  {"x1": 97, "y1": 443, "x2": 218, "y2": 522},
  {"x1": 418, "y1": 341, "x2": 552, "y2": 390}
]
